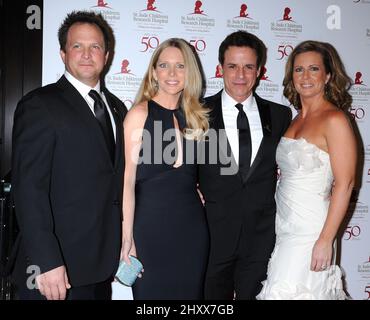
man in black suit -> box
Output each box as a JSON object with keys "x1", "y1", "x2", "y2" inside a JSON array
[
  {"x1": 11, "y1": 11, "x2": 127, "y2": 300},
  {"x1": 198, "y1": 31, "x2": 292, "y2": 299}
]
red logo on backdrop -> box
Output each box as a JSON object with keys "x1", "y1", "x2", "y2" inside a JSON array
[
  {"x1": 368, "y1": 168, "x2": 370, "y2": 175},
  {"x1": 191, "y1": 1, "x2": 207, "y2": 15},
  {"x1": 239, "y1": 4, "x2": 248, "y2": 17},
  {"x1": 282, "y1": 7, "x2": 293, "y2": 21},
  {"x1": 271, "y1": 7, "x2": 301, "y2": 36},
  {"x1": 92, "y1": 0, "x2": 112, "y2": 9},
  {"x1": 260, "y1": 66, "x2": 271, "y2": 81},
  {"x1": 354, "y1": 71, "x2": 366, "y2": 85},
  {"x1": 115, "y1": 59, "x2": 134, "y2": 75},
  {"x1": 214, "y1": 65, "x2": 223, "y2": 78},
  {"x1": 143, "y1": 0, "x2": 160, "y2": 12},
  {"x1": 234, "y1": 3, "x2": 253, "y2": 19},
  {"x1": 147, "y1": 0, "x2": 156, "y2": 11}
]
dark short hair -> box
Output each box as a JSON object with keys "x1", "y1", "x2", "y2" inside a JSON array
[
  {"x1": 58, "y1": 11, "x2": 112, "y2": 52},
  {"x1": 218, "y1": 30, "x2": 267, "y2": 69}
]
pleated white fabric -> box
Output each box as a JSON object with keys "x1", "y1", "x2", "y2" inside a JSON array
[{"x1": 257, "y1": 137, "x2": 347, "y2": 300}]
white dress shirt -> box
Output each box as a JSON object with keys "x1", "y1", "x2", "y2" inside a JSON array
[
  {"x1": 64, "y1": 71, "x2": 116, "y2": 141},
  {"x1": 221, "y1": 90, "x2": 263, "y2": 165}
]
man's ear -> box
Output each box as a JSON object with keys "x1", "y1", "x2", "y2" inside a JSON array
[
  {"x1": 60, "y1": 50, "x2": 66, "y2": 64},
  {"x1": 256, "y1": 67, "x2": 261, "y2": 78},
  {"x1": 105, "y1": 51, "x2": 109, "y2": 65}
]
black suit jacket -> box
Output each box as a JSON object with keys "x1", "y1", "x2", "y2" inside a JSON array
[
  {"x1": 11, "y1": 76, "x2": 127, "y2": 287},
  {"x1": 198, "y1": 90, "x2": 292, "y2": 262}
]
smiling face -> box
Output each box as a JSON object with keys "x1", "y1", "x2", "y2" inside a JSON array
[
  {"x1": 60, "y1": 22, "x2": 108, "y2": 87},
  {"x1": 153, "y1": 46, "x2": 186, "y2": 100},
  {"x1": 221, "y1": 46, "x2": 260, "y2": 103},
  {"x1": 292, "y1": 51, "x2": 330, "y2": 101}
]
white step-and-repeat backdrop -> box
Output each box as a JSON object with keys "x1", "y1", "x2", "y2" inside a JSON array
[{"x1": 42, "y1": 0, "x2": 370, "y2": 300}]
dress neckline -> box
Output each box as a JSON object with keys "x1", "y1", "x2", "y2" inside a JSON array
[
  {"x1": 151, "y1": 99, "x2": 179, "y2": 112},
  {"x1": 281, "y1": 136, "x2": 329, "y2": 156}
]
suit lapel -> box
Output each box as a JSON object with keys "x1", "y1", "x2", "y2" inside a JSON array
[
  {"x1": 56, "y1": 76, "x2": 96, "y2": 124},
  {"x1": 244, "y1": 94, "x2": 272, "y2": 181},
  {"x1": 208, "y1": 92, "x2": 238, "y2": 169},
  {"x1": 56, "y1": 76, "x2": 114, "y2": 166}
]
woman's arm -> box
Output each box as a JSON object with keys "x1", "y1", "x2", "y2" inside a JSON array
[
  {"x1": 311, "y1": 111, "x2": 357, "y2": 272},
  {"x1": 121, "y1": 103, "x2": 147, "y2": 264}
]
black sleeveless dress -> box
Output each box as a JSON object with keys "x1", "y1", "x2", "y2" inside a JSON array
[{"x1": 132, "y1": 100, "x2": 209, "y2": 300}]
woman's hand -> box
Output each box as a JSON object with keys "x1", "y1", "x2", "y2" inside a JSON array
[
  {"x1": 120, "y1": 239, "x2": 144, "y2": 278},
  {"x1": 121, "y1": 237, "x2": 137, "y2": 264},
  {"x1": 310, "y1": 238, "x2": 333, "y2": 272}
]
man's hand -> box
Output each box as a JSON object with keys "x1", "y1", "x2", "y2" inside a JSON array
[{"x1": 36, "y1": 265, "x2": 71, "y2": 300}]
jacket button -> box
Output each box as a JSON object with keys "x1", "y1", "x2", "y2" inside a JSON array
[{"x1": 113, "y1": 200, "x2": 120, "y2": 206}]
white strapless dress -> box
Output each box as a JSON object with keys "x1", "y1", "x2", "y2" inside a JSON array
[{"x1": 257, "y1": 137, "x2": 347, "y2": 300}]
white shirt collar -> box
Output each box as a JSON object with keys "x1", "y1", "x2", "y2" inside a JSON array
[
  {"x1": 221, "y1": 90, "x2": 254, "y2": 111},
  {"x1": 64, "y1": 71, "x2": 101, "y2": 99}
]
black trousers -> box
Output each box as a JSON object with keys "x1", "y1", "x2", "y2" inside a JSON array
[
  {"x1": 204, "y1": 229, "x2": 269, "y2": 300},
  {"x1": 204, "y1": 258, "x2": 268, "y2": 300}
]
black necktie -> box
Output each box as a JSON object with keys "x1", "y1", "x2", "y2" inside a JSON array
[
  {"x1": 235, "y1": 103, "x2": 252, "y2": 179},
  {"x1": 89, "y1": 90, "x2": 115, "y2": 162}
]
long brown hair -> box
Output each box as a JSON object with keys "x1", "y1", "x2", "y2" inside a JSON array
[{"x1": 283, "y1": 40, "x2": 352, "y2": 110}]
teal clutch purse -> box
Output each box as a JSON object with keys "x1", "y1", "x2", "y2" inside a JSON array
[{"x1": 115, "y1": 256, "x2": 143, "y2": 286}]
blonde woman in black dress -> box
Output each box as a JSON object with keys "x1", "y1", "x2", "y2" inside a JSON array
[{"x1": 121, "y1": 38, "x2": 209, "y2": 299}]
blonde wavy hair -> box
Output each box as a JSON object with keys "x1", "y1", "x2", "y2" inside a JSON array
[
  {"x1": 283, "y1": 40, "x2": 352, "y2": 111},
  {"x1": 134, "y1": 38, "x2": 209, "y2": 139}
]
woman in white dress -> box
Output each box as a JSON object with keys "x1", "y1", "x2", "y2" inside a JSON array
[{"x1": 257, "y1": 41, "x2": 357, "y2": 300}]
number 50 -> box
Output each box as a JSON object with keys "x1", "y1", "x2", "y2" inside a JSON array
[
  {"x1": 277, "y1": 45, "x2": 293, "y2": 60},
  {"x1": 140, "y1": 36, "x2": 160, "y2": 52},
  {"x1": 343, "y1": 225, "x2": 361, "y2": 240}
]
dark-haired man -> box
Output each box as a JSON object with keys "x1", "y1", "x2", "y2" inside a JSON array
[
  {"x1": 11, "y1": 11, "x2": 127, "y2": 300},
  {"x1": 199, "y1": 31, "x2": 292, "y2": 299}
]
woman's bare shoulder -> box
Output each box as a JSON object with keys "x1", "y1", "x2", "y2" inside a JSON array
[
  {"x1": 322, "y1": 106, "x2": 350, "y2": 127},
  {"x1": 124, "y1": 102, "x2": 148, "y2": 127}
]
